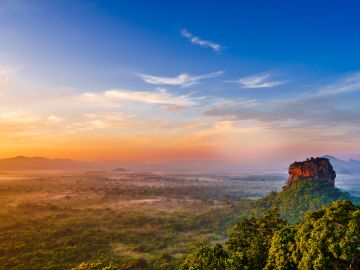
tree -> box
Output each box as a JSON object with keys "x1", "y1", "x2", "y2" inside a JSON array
[
  {"x1": 179, "y1": 244, "x2": 229, "y2": 270},
  {"x1": 181, "y1": 200, "x2": 360, "y2": 270},
  {"x1": 71, "y1": 259, "x2": 118, "y2": 270},
  {"x1": 295, "y1": 200, "x2": 360, "y2": 270},
  {"x1": 264, "y1": 226, "x2": 297, "y2": 270},
  {"x1": 225, "y1": 209, "x2": 286, "y2": 270},
  {"x1": 266, "y1": 200, "x2": 360, "y2": 270},
  {"x1": 180, "y1": 210, "x2": 286, "y2": 270}
]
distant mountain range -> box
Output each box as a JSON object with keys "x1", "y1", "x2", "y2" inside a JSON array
[
  {"x1": 323, "y1": 155, "x2": 360, "y2": 175},
  {"x1": 0, "y1": 156, "x2": 250, "y2": 173},
  {"x1": 0, "y1": 156, "x2": 121, "y2": 172},
  {"x1": 0, "y1": 155, "x2": 359, "y2": 174}
]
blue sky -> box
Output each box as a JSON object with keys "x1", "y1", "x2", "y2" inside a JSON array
[
  {"x1": 1, "y1": 0, "x2": 360, "y2": 165},
  {"x1": 2, "y1": 0, "x2": 360, "y2": 89}
]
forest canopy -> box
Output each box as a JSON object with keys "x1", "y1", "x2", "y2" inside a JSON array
[{"x1": 180, "y1": 200, "x2": 360, "y2": 270}]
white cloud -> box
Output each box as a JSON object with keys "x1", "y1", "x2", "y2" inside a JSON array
[
  {"x1": 81, "y1": 88, "x2": 199, "y2": 106},
  {"x1": 181, "y1": 28, "x2": 223, "y2": 52},
  {"x1": 228, "y1": 73, "x2": 285, "y2": 88},
  {"x1": 139, "y1": 71, "x2": 224, "y2": 88}
]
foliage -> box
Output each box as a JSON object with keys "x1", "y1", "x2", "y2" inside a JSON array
[
  {"x1": 181, "y1": 200, "x2": 360, "y2": 270},
  {"x1": 0, "y1": 202, "x2": 244, "y2": 270},
  {"x1": 225, "y1": 209, "x2": 286, "y2": 269},
  {"x1": 0, "y1": 173, "x2": 253, "y2": 270},
  {"x1": 179, "y1": 244, "x2": 230, "y2": 270},
  {"x1": 71, "y1": 258, "x2": 150, "y2": 270},
  {"x1": 255, "y1": 179, "x2": 359, "y2": 223},
  {"x1": 71, "y1": 259, "x2": 118, "y2": 270},
  {"x1": 264, "y1": 226, "x2": 298, "y2": 270},
  {"x1": 266, "y1": 200, "x2": 360, "y2": 269},
  {"x1": 1, "y1": 173, "x2": 359, "y2": 269},
  {"x1": 293, "y1": 200, "x2": 359, "y2": 269},
  {"x1": 181, "y1": 209, "x2": 286, "y2": 270}
]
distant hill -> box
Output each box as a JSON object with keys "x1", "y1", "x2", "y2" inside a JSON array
[
  {"x1": 0, "y1": 156, "x2": 89, "y2": 171},
  {"x1": 323, "y1": 155, "x2": 360, "y2": 175},
  {"x1": 0, "y1": 156, "x2": 123, "y2": 172},
  {"x1": 113, "y1": 167, "x2": 128, "y2": 172}
]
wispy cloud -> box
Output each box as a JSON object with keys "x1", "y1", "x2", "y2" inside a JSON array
[
  {"x1": 206, "y1": 72, "x2": 360, "y2": 134},
  {"x1": 82, "y1": 88, "x2": 199, "y2": 106},
  {"x1": 181, "y1": 28, "x2": 223, "y2": 52},
  {"x1": 316, "y1": 72, "x2": 360, "y2": 96},
  {"x1": 139, "y1": 71, "x2": 224, "y2": 88},
  {"x1": 228, "y1": 73, "x2": 286, "y2": 88},
  {"x1": 0, "y1": 85, "x2": 203, "y2": 139}
]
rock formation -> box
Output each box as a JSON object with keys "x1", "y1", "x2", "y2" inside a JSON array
[{"x1": 285, "y1": 157, "x2": 336, "y2": 187}]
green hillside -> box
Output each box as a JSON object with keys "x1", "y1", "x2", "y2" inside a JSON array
[{"x1": 255, "y1": 178, "x2": 360, "y2": 223}]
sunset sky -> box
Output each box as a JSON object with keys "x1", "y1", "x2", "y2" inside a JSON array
[{"x1": 1, "y1": 0, "x2": 360, "y2": 167}]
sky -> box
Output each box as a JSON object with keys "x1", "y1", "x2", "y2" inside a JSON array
[{"x1": 1, "y1": 0, "x2": 360, "y2": 167}]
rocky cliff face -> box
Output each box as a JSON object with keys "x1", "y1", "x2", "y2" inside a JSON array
[{"x1": 285, "y1": 157, "x2": 336, "y2": 187}]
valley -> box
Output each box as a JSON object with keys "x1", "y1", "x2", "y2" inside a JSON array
[{"x1": 0, "y1": 171, "x2": 284, "y2": 270}]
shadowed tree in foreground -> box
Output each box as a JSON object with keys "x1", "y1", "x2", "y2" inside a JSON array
[
  {"x1": 180, "y1": 200, "x2": 360, "y2": 270},
  {"x1": 266, "y1": 200, "x2": 360, "y2": 270}
]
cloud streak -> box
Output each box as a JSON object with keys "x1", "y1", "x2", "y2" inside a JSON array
[
  {"x1": 205, "y1": 72, "x2": 360, "y2": 136},
  {"x1": 82, "y1": 88, "x2": 199, "y2": 106},
  {"x1": 228, "y1": 73, "x2": 285, "y2": 88},
  {"x1": 181, "y1": 28, "x2": 223, "y2": 52},
  {"x1": 139, "y1": 71, "x2": 224, "y2": 88},
  {"x1": 316, "y1": 72, "x2": 360, "y2": 96}
]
